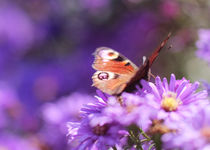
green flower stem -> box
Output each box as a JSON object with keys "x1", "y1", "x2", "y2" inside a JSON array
[
  {"x1": 140, "y1": 138, "x2": 150, "y2": 143},
  {"x1": 148, "y1": 143, "x2": 155, "y2": 150},
  {"x1": 129, "y1": 130, "x2": 143, "y2": 150},
  {"x1": 139, "y1": 128, "x2": 151, "y2": 140}
]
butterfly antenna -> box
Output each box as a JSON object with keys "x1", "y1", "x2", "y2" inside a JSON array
[{"x1": 148, "y1": 32, "x2": 171, "y2": 67}]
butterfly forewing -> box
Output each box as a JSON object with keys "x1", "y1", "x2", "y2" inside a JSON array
[{"x1": 92, "y1": 47, "x2": 138, "y2": 74}]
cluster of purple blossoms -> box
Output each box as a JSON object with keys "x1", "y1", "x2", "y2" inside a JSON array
[
  {"x1": 67, "y1": 94, "x2": 128, "y2": 150},
  {"x1": 162, "y1": 106, "x2": 210, "y2": 149},
  {"x1": 67, "y1": 74, "x2": 210, "y2": 149},
  {"x1": 196, "y1": 29, "x2": 210, "y2": 64}
]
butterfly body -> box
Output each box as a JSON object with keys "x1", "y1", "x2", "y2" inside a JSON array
[{"x1": 92, "y1": 33, "x2": 171, "y2": 95}]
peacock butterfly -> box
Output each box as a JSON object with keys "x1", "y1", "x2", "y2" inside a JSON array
[{"x1": 92, "y1": 33, "x2": 171, "y2": 96}]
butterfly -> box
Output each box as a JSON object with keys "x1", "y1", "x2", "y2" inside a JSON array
[{"x1": 92, "y1": 33, "x2": 171, "y2": 96}]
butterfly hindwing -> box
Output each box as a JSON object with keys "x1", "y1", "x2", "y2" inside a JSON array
[{"x1": 92, "y1": 71, "x2": 127, "y2": 95}]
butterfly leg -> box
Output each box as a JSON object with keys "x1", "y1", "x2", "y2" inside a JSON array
[{"x1": 148, "y1": 69, "x2": 156, "y2": 80}]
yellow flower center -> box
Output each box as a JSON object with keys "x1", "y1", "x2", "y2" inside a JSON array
[{"x1": 161, "y1": 92, "x2": 181, "y2": 112}]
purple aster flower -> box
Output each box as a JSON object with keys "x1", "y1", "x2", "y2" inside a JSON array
[
  {"x1": 0, "y1": 82, "x2": 40, "y2": 132},
  {"x1": 41, "y1": 92, "x2": 95, "y2": 124},
  {"x1": 67, "y1": 75, "x2": 208, "y2": 149},
  {"x1": 0, "y1": 133, "x2": 40, "y2": 150},
  {"x1": 0, "y1": 110, "x2": 7, "y2": 129},
  {"x1": 67, "y1": 95, "x2": 127, "y2": 150},
  {"x1": 39, "y1": 93, "x2": 96, "y2": 150},
  {"x1": 67, "y1": 118, "x2": 126, "y2": 150},
  {"x1": 0, "y1": 83, "x2": 22, "y2": 129},
  {"x1": 141, "y1": 74, "x2": 208, "y2": 124},
  {"x1": 113, "y1": 140, "x2": 155, "y2": 150},
  {"x1": 0, "y1": 3, "x2": 35, "y2": 53},
  {"x1": 196, "y1": 29, "x2": 210, "y2": 63},
  {"x1": 0, "y1": 83, "x2": 20, "y2": 109},
  {"x1": 103, "y1": 93, "x2": 157, "y2": 131},
  {"x1": 162, "y1": 106, "x2": 210, "y2": 150},
  {"x1": 202, "y1": 81, "x2": 210, "y2": 97}
]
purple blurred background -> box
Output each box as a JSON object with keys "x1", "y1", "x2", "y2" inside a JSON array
[{"x1": 0, "y1": 0, "x2": 210, "y2": 149}]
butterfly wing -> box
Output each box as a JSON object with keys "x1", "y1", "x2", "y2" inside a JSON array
[{"x1": 92, "y1": 47, "x2": 138, "y2": 95}]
